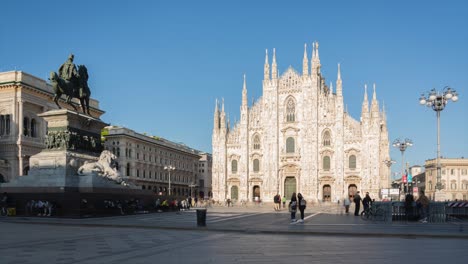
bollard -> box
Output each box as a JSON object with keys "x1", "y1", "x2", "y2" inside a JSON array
[{"x1": 196, "y1": 208, "x2": 207, "y2": 226}]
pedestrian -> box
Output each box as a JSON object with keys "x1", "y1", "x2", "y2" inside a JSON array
[
  {"x1": 297, "y1": 193, "x2": 306, "y2": 223},
  {"x1": 362, "y1": 192, "x2": 372, "y2": 214},
  {"x1": 416, "y1": 191, "x2": 429, "y2": 223},
  {"x1": 343, "y1": 196, "x2": 351, "y2": 214},
  {"x1": 274, "y1": 193, "x2": 280, "y2": 211},
  {"x1": 288, "y1": 192, "x2": 297, "y2": 223},
  {"x1": 1, "y1": 192, "x2": 8, "y2": 216},
  {"x1": 353, "y1": 191, "x2": 362, "y2": 216},
  {"x1": 282, "y1": 195, "x2": 286, "y2": 209},
  {"x1": 405, "y1": 193, "x2": 415, "y2": 221}
]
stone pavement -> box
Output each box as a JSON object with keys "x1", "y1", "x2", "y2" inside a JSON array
[{"x1": 1, "y1": 202, "x2": 467, "y2": 239}]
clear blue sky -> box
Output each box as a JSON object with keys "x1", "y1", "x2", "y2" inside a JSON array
[{"x1": 1, "y1": 0, "x2": 467, "y2": 179}]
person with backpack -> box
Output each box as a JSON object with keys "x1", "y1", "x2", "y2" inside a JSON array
[
  {"x1": 288, "y1": 192, "x2": 297, "y2": 223},
  {"x1": 273, "y1": 194, "x2": 280, "y2": 211},
  {"x1": 297, "y1": 193, "x2": 306, "y2": 223}
]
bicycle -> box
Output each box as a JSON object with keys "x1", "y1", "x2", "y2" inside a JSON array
[
  {"x1": 0, "y1": 206, "x2": 7, "y2": 216},
  {"x1": 361, "y1": 205, "x2": 386, "y2": 221}
]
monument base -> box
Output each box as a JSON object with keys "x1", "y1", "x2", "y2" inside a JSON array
[
  {"x1": 0, "y1": 109, "x2": 155, "y2": 217},
  {"x1": 434, "y1": 189, "x2": 446, "y2": 201}
]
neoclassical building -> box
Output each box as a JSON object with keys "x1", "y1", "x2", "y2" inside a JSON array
[
  {"x1": 103, "y1": 126, "x2": 202, "y2": 197},
  {"x1": 0, "y1": 71, "x2": 104, "y2": 182},
  {"x1": 424, "y1": 158, "x2": 468, "y2": 201},
  {"x1": 212, "y1": 43, "x2": 391, "y2": 203}
]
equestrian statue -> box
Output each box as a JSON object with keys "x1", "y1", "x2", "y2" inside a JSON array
[{"x1": 49, "y1": 54, "x2": 92, "y2": 116}]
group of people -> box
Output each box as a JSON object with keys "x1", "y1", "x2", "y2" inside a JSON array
[
  {"x1": 25, "y1": 199, "x2": 55, "y2": 217},
  {"x1": 343, "y1": 190, "x2": 431, "y2": 223},
  {"x1": 288, "y1": 192, "x2": 307, "y2": 223},
  {"x1": 155, "y1": 197, "x2": 198, "y2": 212},
  {"x1": 342, "y1": 191, "x2": 373, "y2": 216},
  {"x1": 273, "y1": 194, "x2": 287, "y2": 211}
]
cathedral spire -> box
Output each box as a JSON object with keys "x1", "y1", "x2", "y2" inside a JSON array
[
  {"x1": 213, "y1": 98, "x2": 219, "y2": 131},
  {"x1": 371, "y1": 83, "x2": 380, "y2": 118},
  {"x1": 264, "y1": 49, "x2": 270, "y2": 81},
  {"x1": 242, "y1": 74, "x2": 247, "y2": 107},
  {"x1": 312, "y1": 41, "x2": 321, "y2": 74},
  {"x1": 315, "y1": 41, "x2": 320, "y2": 61},
  {"x1": 361, "y1": 84, "x2": 370, "y2": 120},
  {"x1": 302, "y1": 43, "x2": 309, "y2": 77},
  {"x1": 272, "y1": 48, "x2": 278, "y2": 79},
  {"x1": 336, "y1": 63, "x2": 343, "y2": 97},
  {"x1": 329, "y1": 82, "x2": 333, "y2": 95},
  {"x1": 220, "y1": 98, "x2": 226, "y2": 131}
]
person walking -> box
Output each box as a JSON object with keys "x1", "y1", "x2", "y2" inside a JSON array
[
  {"x1": 288, "y1": 192, "x2": 297, "y2": 223},
  {"x1": 273, "y1": 194, "x2": 280, "y2": 211},
  {"x1": 343, "y1": 196, "x2": 351, "y2": 214},
  {"x1": 282, "y1": 196, "x2": 286, "y2": 209},
  {"x1": 416, "y1": 191, "x2": 430, "y2": 223},
  {"x1": 353, "y1": 191, "x2": 362, "y2": 216},
  {"x1": 362, "y1": 192, "x2": 372, "y2": 214},
  {"x1": 297, "y1": 193, "x2": 306, "y2": 223}
]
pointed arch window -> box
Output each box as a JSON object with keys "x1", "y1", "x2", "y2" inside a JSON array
[
  {"x1": 253, "y1": 159, "x2": 260, "y2": 173},
  {"x1": 231, "y1": 160, "x2": 238, "y2": 174},
  {"x1": 323, "y1": 156, "x2": 331, "y2": 171},
  {"x1": 286, "y1": 98, "x2": 296, "y2": 122},
  {"x1": 323, "y1": 130, "x2": 331, "y2": 146},
  {"x1": 286, "y1": 137, "x2": 295, "y2": 153},
  {"x1": 253, "y1": 135, "x2": 261, "y2": 150},
  {"x1": 349, "y1": 155, "x2": 356, "y2": 169}
]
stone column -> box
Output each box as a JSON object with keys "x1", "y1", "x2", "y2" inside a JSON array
[{"x1": 17, "y1": 99, "x2": 23, "y2": 176}]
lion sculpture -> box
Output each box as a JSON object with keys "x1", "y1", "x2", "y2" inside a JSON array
[{"x1": 78, "y1": 150, "x2": 129, "y2": 186}]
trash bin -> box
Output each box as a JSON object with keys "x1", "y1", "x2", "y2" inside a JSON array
[{"x1": 196, "y1": 208, "x2": 207, "y2": 226}]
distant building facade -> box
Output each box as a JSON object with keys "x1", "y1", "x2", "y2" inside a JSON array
[
  {"x1": 212, "y1": 43, "x2": 391, "y2": 203},
  {"x1": 0, "y1": 71, "x2": 103, "y2": 182},
  {"x1": 198, "y1": 153, "x2": 212, "y2": 198},
  {"x1": 103, "y1": 126, "x2": 202, "y2": 196},
  {"x1": 425, "y1": 158, "x2": 468, "y2": 201}
]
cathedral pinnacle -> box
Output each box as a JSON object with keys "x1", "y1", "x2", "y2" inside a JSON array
[
  {"x1": 272, "y1": 48, "x2": 278, "y2": 79},
  {"x1": 315, "y1": 41, "x2": 320, "y2": 61},
  {"x1": 242, "y1": 74, "x2": 247, "y2": 106},
  {"x1": 303, "y1": 43, "x2": 309, "y2": 77},
  {"x1": 264, "y1": 49, "x2": 270, "y2": 80},
  {"x1": 336, "y1": 63, "x2": 343, "y2": 97},
  {"x1": 371, "y1": 83, "x2": 380, "y2": 117},
  {"x1": 337, "y1": 63, "x2": 341, "y2": 80},
  {"x1": 361, "y1": 84, "x2": 370, "y2": 119}
]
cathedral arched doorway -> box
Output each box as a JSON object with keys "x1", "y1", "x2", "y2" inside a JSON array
[
  {"x1": 284, "y1": 177, "x2": 296, "y2": 200},
  {"x1": 253, "y1": 185, "x2": 260, "y2": 202},
  {"x1": 0, "y1": 173, "x2": 5, "y2": 183},
  {"x1": 231, "y1": 186, "x2": 239, "y2": 200},
  {"x1": 323, "y1": 185, "x2": 331, "y2": 202},
  {"x1": 348, "y1": 184, "x2": 357, "y2": 199}
]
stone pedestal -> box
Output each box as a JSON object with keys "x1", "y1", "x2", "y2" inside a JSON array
[
  {"x1": 434, "y1": 189, "x2": 446, "y2": 201},
  {"x1": 1, "y1": 110, "x2": 153, "y2": 217}
]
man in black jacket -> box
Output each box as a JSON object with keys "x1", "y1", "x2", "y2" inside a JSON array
[{"x1": 354, "y1": 191, "x2": 362, "y2": 216}]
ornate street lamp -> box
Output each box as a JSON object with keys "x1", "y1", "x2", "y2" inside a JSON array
[
  {"x1": 419, "y1": 87, "x2": 459, "y2": 199},
  {"x1": 392, "y1": 138, "x2": 413, "y2": 196},
  {"x1": 164, "y1": 165, "x2": 175, "y2": 196},
  {"x1": 383, "y1": 159, "x2": 396, "y2": 188}
]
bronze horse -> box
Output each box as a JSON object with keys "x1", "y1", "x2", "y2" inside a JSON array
[{"x1": 49, "y1": 65, "x2": 91, "y2": 115}]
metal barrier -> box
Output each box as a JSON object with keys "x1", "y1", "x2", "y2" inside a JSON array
[
  {"x1": 373, "y1": 201, "x2": 467, "y2": 223},
  {"x1": 445, "y1": 202, "x2": 468, "y2": 219},
  {"x1": 373, "y1": 202, "x2": 392, "y2": 223},
  {"x1": 429, "y1": 202, "x2": 446, "y2": 223}
]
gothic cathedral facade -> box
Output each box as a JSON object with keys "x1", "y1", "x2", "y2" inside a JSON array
[{"x1": 212, "y1": 43, "x2": 390, "y2": 203}]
